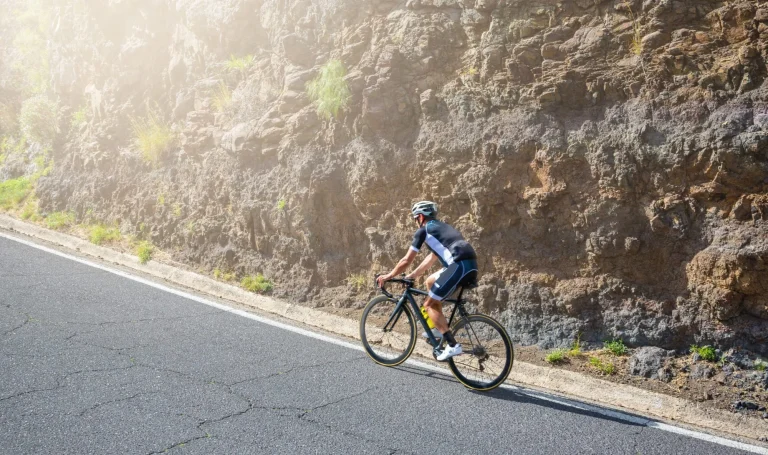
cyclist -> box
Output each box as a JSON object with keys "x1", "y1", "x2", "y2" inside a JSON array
[{"x1": 376, "y1": 201, "x2": 478, "y2": 361}]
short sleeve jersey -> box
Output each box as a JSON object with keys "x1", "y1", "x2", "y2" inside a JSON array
[{"x1": 411, "y1": 220, "x2": 477, "y2": 267}]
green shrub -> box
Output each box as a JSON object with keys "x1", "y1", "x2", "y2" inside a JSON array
[
  {"x1": 135, "y1": 241, "x2": 154, "y2": 264},
  {"x1": 212, "y1": 82, "x2": 232, "y2": 113},
  {"x1": 346, "y1": 273, "x2": 368, "y2": 292},
  {"x1": 0, "y1": 177, "x2": 32, "y2": 210},
  {"x1": 589, "y1": 357, "x2": 616, "y2": 375},
  {"x1": 131, "y1": 111, "x2": 175, "y2": 165},
  {"x1": 241, "y1": 274, "x2": 273, "y2": 293},
  {"x1": 755, "y1": 359, "x2": 767, "y2": 371},
  {"x1": 690, "y1": 345, "x2": 718, "y2": 362},
  {"x1": 604, "y1": 339, "x2": 628, "y2": 356},
  {"x1": 19, "y1": 94, "x2": 58, "y2": 145},
  {"x1": 89, "y1": 225, "x2": 121, "y2": 245},
  {"x1": 545, "y1": 349, "x2": 568, "y2": 364},
  {"x1": 45, "y1": 211, "x2": 74, "y2": 230},
  {"x1": 306, "y1": 59, "x2": 351, "y2": 120},
  {"x1": 276, "y1": 199, "x2": 286, "y2": 211}
]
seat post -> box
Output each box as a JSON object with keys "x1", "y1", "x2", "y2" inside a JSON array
[{"x1": 456, "y1": 287, "x2": 464, "y2": 302}]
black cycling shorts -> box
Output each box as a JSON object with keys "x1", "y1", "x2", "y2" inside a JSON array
[{"x1": 428, "y1": 259, "x2": 478, "y2": 301}]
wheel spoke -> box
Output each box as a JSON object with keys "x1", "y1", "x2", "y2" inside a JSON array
[
  {"x1": 361, "y1": 297, "x2": 416, "y2": 366},
  {"x1": 449, "y1": 315, "x2": 513, "y2": 390}
]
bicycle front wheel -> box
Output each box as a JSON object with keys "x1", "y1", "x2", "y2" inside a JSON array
[
  {"x1": 448, "y1": 314, "x2": 513, "y2": 391},
  {"x1": 360, "y1": 296, "x2": 416, "y2": 366}
]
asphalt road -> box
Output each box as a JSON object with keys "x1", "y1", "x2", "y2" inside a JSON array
[{"x1": 0, "y1": 235, "x2": 759, "y2": 455}]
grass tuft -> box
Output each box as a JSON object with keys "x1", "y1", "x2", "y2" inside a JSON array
[
  {"x1": 755, "y1": 359, "x2": 767, "y2": 371},
  {"x1": 276, "y1": 199, "x2": 286, "y2": 211},
  {"x1": 545, "y1": 349, "x2": 568, "y2": 364},
  {"x1": 604, "y1": 339, "x2": 628, "y2": 356},
  {"x1": 306, "y1": 59, "x2": 351, "y2": 120},
  {"x1": 45, "y1": 211, "x2": 74, "y2": 230},
  {"x1": 0, "y1": 177, "x2": 32, "y2": 210},
  {"x1": 135, "y1": 241, "x2": 154, "y2": 264},
  {"x1": 624, "y1": 1, "x2": 643, "y2": 55},
  {"x1": 131, "y1": 111, "x2": 175, "y2": 165},
  {"x1": 89, "y1": 225, "x2": 121, "y2": 245},
  {"x1": 213, "y1": 268, "x2": 236, "y2": 282},
  {"x1": 212, "y1": 82, "x2": 232, "y2": 113},
  {"x1": 690, "y1": 345, "x2": 718, "y2": 362},
  {"x1": 589, "y1": 357, "x2": 616, "y2": 375},
  {"x1": 20, "y1": 197, "x2": 40, "y2": 221},
  {"x1": 568, "y1": 333, "x2": 583, "y2": 357},
  {"x1": 225, "y1": 55, "x2": 255, "y2": 77},
  {"x1": 346, "y1": 273, "x2": 368, "y2": 293},
  {"x1": 241, "y1": 274, "x2": 273, "y2": 293}
]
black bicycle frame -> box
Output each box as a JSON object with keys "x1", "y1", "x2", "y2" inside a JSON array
[{"x1": 382, "y1": 286, "x2": 467, "y2": 348}]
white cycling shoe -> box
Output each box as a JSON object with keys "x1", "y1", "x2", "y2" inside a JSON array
[{"x1": 436, "y1": 343, "x2": 463, "y2": 362}]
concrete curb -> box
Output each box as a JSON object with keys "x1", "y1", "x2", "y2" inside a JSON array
[{"x1": 1, "y1": 214, "x2": 766, "y2": 443}]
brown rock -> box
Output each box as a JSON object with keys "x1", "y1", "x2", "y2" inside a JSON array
[
  {"x1": 541, "y1": 42, "x2": 563, "y2": 60},
  {"x1": 641, "y1": 31, "x2": 671, "y2": 50}
]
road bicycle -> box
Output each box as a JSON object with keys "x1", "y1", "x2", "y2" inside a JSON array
[{"x1": 360, "y1": 275, "x2": 514, "y2": 391}]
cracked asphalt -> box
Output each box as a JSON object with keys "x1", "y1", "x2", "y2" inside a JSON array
[{"x1": 0, "y1": 237, "x2": 755, "y2": 454}]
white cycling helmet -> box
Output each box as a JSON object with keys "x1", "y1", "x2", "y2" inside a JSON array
[{"x1": 411, "y1": 200, "x2": 438, "y2": 219}]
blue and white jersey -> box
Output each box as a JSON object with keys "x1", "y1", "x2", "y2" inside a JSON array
[{"x1": 410, "y1": 220, "x2": 477, "y2": 267}]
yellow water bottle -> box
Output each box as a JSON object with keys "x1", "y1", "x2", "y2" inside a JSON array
[{"x1": 420, "y1": 306, "x2": 436, "y2": 329}]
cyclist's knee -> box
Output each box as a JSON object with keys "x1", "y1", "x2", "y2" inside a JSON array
[
  {"x1": 424, "y1": 298, "x2": 441, "y2": 310},
  {"x1": 426, "y1": 271, "x2": 440, "y2": 288}
]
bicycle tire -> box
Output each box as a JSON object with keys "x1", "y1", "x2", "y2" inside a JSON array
[
  {"x1": 360, "y1": 295, "x2": 416, "y2": 367},
  {"x1": 448, "y1": 314, "x2": 513, "y2": 391}
]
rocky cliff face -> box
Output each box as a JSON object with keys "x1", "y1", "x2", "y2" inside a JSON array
[{"x1": 1, "y1": 0, "x2": 767, "y2": 354}]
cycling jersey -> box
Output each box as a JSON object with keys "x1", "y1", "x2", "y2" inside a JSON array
[{"x1": 410, "y1": 220, "x2": 477, "y2": 267}]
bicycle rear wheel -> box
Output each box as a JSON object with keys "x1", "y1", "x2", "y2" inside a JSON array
[
  {"x1": 360, "y1": 296, "x2": 416, "y2": 366},
  {"x1": 448, "y1": 314, "x2": 513, "y2": 391}
]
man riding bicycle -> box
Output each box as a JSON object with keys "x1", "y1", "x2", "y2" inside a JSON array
[{"x1": 376, "y1": 201, "x2": 478, "y2": 362}]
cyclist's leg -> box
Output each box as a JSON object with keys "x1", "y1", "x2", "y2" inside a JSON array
[
  {"x1": 425, "y1": 269, "x2": 442, "y2": 290},
  {"x1": 425, "y1": 261, "x2": 468, "y2": 341},
  {"x1": 424, "y1": 295, "x2": 449, "y2": 333}
]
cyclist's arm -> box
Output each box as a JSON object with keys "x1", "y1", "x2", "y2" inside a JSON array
[
  {"x1": 406, "y1": 253, "x2": 438, "y2": 280},
  {"x1": 377, "y1": 249, "x2": 418, "y2": 286}
]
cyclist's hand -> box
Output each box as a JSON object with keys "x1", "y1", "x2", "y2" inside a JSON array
[{"x1": 376, "y1": 274, "x2": 391, "y2": 288}]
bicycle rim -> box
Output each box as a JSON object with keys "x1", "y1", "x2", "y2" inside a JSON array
[
  {"x1": 448, "y1": 314, "x2": 513, "y2": 391},
  {"x1": 360, "y1": 296, "x2": 416, "y2": 366}
]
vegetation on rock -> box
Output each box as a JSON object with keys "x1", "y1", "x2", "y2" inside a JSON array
[
  {"x1": 88, "y1": 225, "x2": 121, "y2": 245},
  {"x1": 0, "y1": 177, "x2": 31, "y2": 210},
  {"x1": 241, "y1": 274, "x2": 273, "y2": 293},
  {"x1": 306, "y1": 59, "x2": 350, "y2": 120},
  {"x1": 131, "y1": 111, "x2": 175, "y2": 165},
  {"x1": 135, "y1": 241, "x2": 154, "y2": 265}
]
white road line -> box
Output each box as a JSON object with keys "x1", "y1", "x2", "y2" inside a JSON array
[{"x1": 2, "y1": 231, "x2": 767, "y2": 454}]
